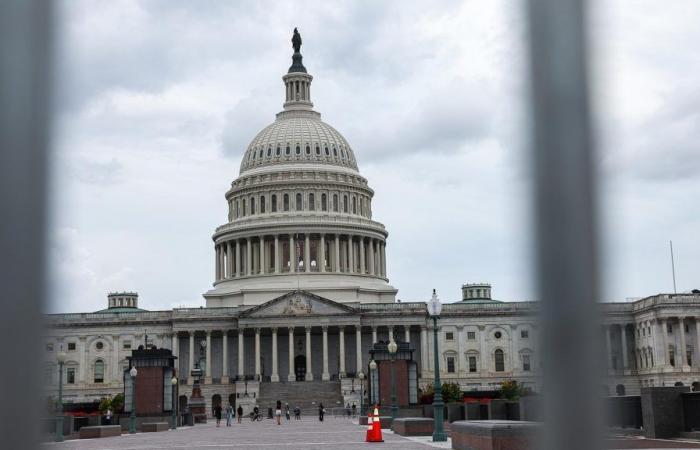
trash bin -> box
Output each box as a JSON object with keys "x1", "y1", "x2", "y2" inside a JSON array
[
  {"x1": 182, "y1": 412, "x2": 194, "y2": 426},
  {"x1": 267, "y1": 407, "x2": 273, "y2": 419}
]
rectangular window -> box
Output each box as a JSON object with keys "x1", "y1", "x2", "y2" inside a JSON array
[
  {"x1": 467, "y1": 331, "x2": 476, "y2": 340},
  {"x1": 67, "y1": 368, "x2": 76, "y2": 384},
  {"x1": 687, "y1": 351, "x2": 692, "y2": 367},
  {"x1": 123, "y1": 341, "x2": 131, "y2": 350},
  {"x1": 447, "y1": 356, "x2": 455, "y2": 373},
  {"x1": 523, "y1": 355, "x2": 531, "y2": 371},
  {"x1": 271, "y1": 195, "x2": 277, "y2": 212},
  {"x1": 445, "y1": 332, "x2": 454, "y2": 341},
  {"x1": 67, "y1": 342, "x2": 76, "y2": 351},
  {"x1": 495, "y1": 350, "x2": 505, "y2": 372},
  {"x1": 309, "y1": 193, "x2": 315, "y2": 211},
  {"x1": 46, "y1": 343, "x2": 54, "y2": 352},
  {"x1": 685, "y1": 324, "x2": 689, "y2": 333},
  {"x1": 521, "y1": 330, "x2": 529, "y2": 339},
  {"x1": 667, "y1": 323, "x2": 673, "y2": 334},
  {"x1": 469, "y1": 356, "x2": 477, "y2": 372}
]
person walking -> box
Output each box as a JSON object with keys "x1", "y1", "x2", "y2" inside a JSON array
[
  {"x1": 104, "y1": 408, "x2": 112, "y2": 425},
  {"x1": 294, "y1": 405, "x2": 301, "y2": 420},
  {"x1": 214, "y1": 403, "x2": 222, "y2": 427},
  {"x1": 237, "y1": 405, "x2": 243, "y2": 424},
  {"x1": 275, "y1": 400, "x2": 282, "y2": 425},
  {"x1": 351, "y1": 403, "x2": 356, "y2": 418},
  {"x1": 225, "y1": 404, "x2": 233, "y2": 427},
  {"x1": 318, "y1": 402, "x2": 325, "y2": 422},
  {"x1": 285, "y1": 403, "x2": 290, "y2": 421},
  {"x1": 346, "y1": 402, "x2": 351, "y2": 418}
]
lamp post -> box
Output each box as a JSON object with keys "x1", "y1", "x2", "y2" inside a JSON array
[
  {"x1": 55, "y1": 349, "x2": 66, "y2": 442},
  {"x1": 369, "y1": 359, "x2": 377, "y2": 410},
  {"x1": 387, "y1": 339, "x2": 398, "y2": 419},
  {"x1": 358, "y1": 371, "x2": 365, "y2": 417},
  {"x1": 427, "y1": 289, "x2": 447, "y2": 442},
  {"x1": 129, "y1": 366, "x2": 138, "y2": 434},
  {"x1": 171, "y1": 376, "x2": 178, "y2": 430}
]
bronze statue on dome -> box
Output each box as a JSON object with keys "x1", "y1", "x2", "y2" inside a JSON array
[{"x1": 292, "y1": 27, "x2": 302, "y2": 53}]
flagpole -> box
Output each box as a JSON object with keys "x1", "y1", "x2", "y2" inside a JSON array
[{"x1": 670, "y1": 240, "x2": 677, "y2": 294}]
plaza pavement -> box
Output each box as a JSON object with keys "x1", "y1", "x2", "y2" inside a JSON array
[{"x1": 41, "y1": 417, "x2": 450, "y2": 450}]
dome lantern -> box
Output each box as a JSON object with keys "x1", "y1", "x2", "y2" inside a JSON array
[{"x1": 283, "y1": 28, "x2": 314, "y2": 113}]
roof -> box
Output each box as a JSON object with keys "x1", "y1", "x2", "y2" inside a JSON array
[{"x1": 94, "y1": 306, "x2": 147, "y2": 313}]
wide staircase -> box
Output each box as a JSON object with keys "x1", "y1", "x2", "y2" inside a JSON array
[{"x1": 258, "y1": 381, "x2": 343, "y2": 415}]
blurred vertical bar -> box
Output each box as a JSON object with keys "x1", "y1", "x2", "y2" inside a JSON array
[
  {"x1": 0, "y1": 1, "x2": 53, "y2": 449},
  {"x1": 525, "y1": 1, "x2": 602, "y2": 450}
]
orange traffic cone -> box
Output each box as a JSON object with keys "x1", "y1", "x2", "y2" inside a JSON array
[
  {"x1": 369, "y1": 406, "x2": 384, "y2": 442},
  {"x1": 365, "y1": 411, "x2": 375, "y2": 442}
]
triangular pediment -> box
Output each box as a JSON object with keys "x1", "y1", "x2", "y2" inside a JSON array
[{"x1": 240, "y1": 290, "x2": 357, "y2": 318}]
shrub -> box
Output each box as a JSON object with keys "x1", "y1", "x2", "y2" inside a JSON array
[
  {"x1": 418, "y1": 382, "x2": 463, "y2": 404},
  {"x1": 499, "y1": 380, "x2": 530, "y2": 400}
]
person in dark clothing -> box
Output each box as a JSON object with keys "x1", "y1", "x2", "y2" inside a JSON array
[
  {"x1": 285, "y1": 403, "x2": 290, "y2": 420},
  {"x1": 237, "y1": 405, "x2": 243, "y2": 424},
  {"x1": 318, "y1": 403, "x2": 325, "y2": 422},
  {"x1": 214, "y1": 404, "x2": 222, "y2": 427},
  {"x1": 351, "y1": 403, "x2": 357, "y2": 418}
]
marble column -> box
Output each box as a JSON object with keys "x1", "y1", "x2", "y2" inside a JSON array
[
  {"x1": 372, "y1": 327, "x2": 378, "y2": 344},
  {"x1": 348, "y1": 236, "x2": 354, "y2": 273},
  {"x1": 620, "y1": 324, "x2": 628, "y2": 371},
  {"x1": 359, "y1": 238, "x2": 365, "y2": 274},
  {"x1": 274, "y1": 235, "x2": 280, "y2": 274},
  {"x1": 78, "y1": 337, "x2": 87, "y2": 384},
  {"x1": 356, "y1": 326, "x2": 363, "y2": 374},
  {"x1": 696, "y1": 320, "x2": 700, "y2": 367},
  {"x1": 322, "y1": 326, "x2": 330, "y2": 381},
  {"x1": 289, "y1": 235, "x2": 295, "y2": 273},
  {"x1": 320, "y1": 234, "x2": 326, "y2": 272},
  {"x1": 172, "y1": 332, "x2": 179, "y2": 359},
  {"x1": 259, "y1": 236, "x2": 265, "y2": 274},
  {"x1": 288, "y1": 327, "x2": 295, "y2": 382},
  {"x1": 368, "y1": 240, "x2": 375, "y2": 275},
  {"x1": 605, "y1": 325, "x2": 613, "y2": 371},
  {"x1": 305, "y1": 327, "x2": 313, "y2": 381},
  {"x1": 404, "y1": 326, "x2": 411, "y2": 343},
  {"x1": 381, "y1": 242, "x2": 386, "y2": 277},
  {"x1": 205, "y1": 331, "x2": 212, "y2": 383},
  {"x1": 222, "y1": 331, "x2": 229, "y2": 383},
  {"x1": 246, "y1": 238, "x2": 252, "y2": 276},
  {"x1": 219, "y1": 245, "x2": 225, "y2": 280},
  {"x1": 271, "y1": 328, "x2": 279, "y2": 382},
  {"x1": 304, "y1": 234, "x2": 310, "y2": 272},
  {"x1": 388, "y1": 326, "x2": 394, "y2": 341},
  {"x1": 420, "y1": 326, "x2": 428, "y2": 373},
  {"x1": 338, "y1": 326, "x2": 346, "y2": 377},
  {"x1": 238, "y1": 329, "x2": 245, "y2": 378},
  {"x1": 680, "y1": 317, "x2": 689, "y2": 369},
  {"x1": 660, "y1": 319, "x2": 668, "y2": 367},
  {"x1": 235, "y1": 240, "x2": 241, "y2": 277},
  {"x1": 334, "y1": 235, "x2": 340, "y2": 272},
  {"x1": 254, "y1": 328, "x2": 261, "y2": 379},
  {"x1": 112, "y1": 334, "x2": 120, "y2": 382},
  {"x1": 227, "y1": 241, "x2": 233, "y2": 278},
  {"x1": 215, "y1": 245, "x2": 220, "y2": 281},
  {"x1": 188, "y1": 332, "x2": 195, "y2": 383}
]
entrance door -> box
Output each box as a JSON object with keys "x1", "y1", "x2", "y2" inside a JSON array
[{"x1": 294, "y1": 355, "x2": 306, "y2": 381}]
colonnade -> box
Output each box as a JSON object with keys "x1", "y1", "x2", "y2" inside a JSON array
[{"x1": 214, "y1": 233, "x2": 386, "y2": 282}]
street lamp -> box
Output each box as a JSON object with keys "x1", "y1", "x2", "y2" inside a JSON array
[
  {"x1": 129, "y1": 366, "x2": 138, "y2": 434},
  {"x1": 369, "y1": 359, "x2": 377, "y2": 410},
  {"x1": 387, "y1": 339, "x2": 398, "y2": 419},
  {"x1": 358, "y1": 371, "x2": 365, "y2": 417},
  {"x1": 171, "y1": 376, "x2": 178, "y2": 430},
  {"x1": 427, "y1": 289, "x2": 447, "y2": 442},
  {"x1": 55, "y1": 349, "x2": 66, "y2": 442}
]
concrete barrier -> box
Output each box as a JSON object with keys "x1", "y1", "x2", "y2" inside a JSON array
[
  {"x1": 141, "y1": 422, "x2": 169, "y2": 432},
  {"x1": 392, "y1": 418, "x2": 434, "y2": 436},
  {"x1": 78, "y1": 425, "x2": 121, "y2": 439},
  {"x1": 451, "y1": 420, "x2": 541, "y2": 450}
]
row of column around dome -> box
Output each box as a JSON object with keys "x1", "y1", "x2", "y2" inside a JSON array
[
  {"x1": 214, "y1": 233, "x2": 387, "y2": 282},
  {"x1": 229, "y1": 190, "x2": 372, "y2": 221},
  {"x1": 247, "y1": 142, "x2": 355, "y2": 165}
]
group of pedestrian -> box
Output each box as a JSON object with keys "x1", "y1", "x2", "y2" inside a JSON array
[
  {"x1": 212, "y1": 404, "x2": 244, "y2": 427},
  {"x1": 210, "y1": 400, "x2": 329, "y2": 426}
]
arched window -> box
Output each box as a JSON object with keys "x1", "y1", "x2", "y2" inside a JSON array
[
  {"x1": 333, "y1": 147, "x2": 338, "y2": 157},
  {"x1": 295, "y1": 145, "x2": 301, "y2": 155},
  {"x1": 260, "y1": 196, "x2": 266, "y2": 213},
  {"x1": 271, "y1": 194, "x2": 277, "y2": 212},
  {"x1": 250, "y1": 197, "x2": 255, "y2": 215},
  {"x1": 325, "y1": 146, "x2": 329, "y2": 156},
  {"x1": 94, "y1": 360, "x2": 105, "y2": 383},
  {"x1": 316, "y1": 145, "x2": 321, "y2": 155},
  {"x1": 333, "y1": 194, "x2": 338, "y2": 212},
  {"x1": 352, "y1": 196, "x2": 357, "y2": 214},
  {"x1": 305, "y1": 145, "x2": 311, "y2": 155},
  {"x1": 283, "y1": 194, "x2": 290, "y2": 212},
  {"x1": 321, "y1": 194, "x2": 327, "y2": 211},
  {"x1": 495, "y1": 349, "x2": 505, "y2": 372},
  {"x1": 285, "y1": 145, "x2": 290, "y2": 155},
  {"x1": 296, "y1": 193, "x2": 302, "y2": 211},
  {"x1": 276, "y1": 146, "x2": 281, "y2": 156},
  {"x1": 259, "y1": 149, "x2": 263, "y2": 158},
  {"x1": 235, "y1": 200, "x2": 239, "y2": 219},
  {"x1": 343, "y1": 195, "x2": 348, "y2": 213},
  {"x1": 308, "y1": 193, "x2": 315, "y2": 211},
  {"x1": 267, "y1": 147, "x2": 271, "y2": 157},
  {"x1": 252, "y1": 150, "x2": 256, "y2": 160},
  {"x1": 359, "y1": 197, "x2": 364, "y2": 216},
  {"x1": 669, "y1": 346, "x2": 676, "y2": 367},
  {"x1": 241, "y1": 199, "x2": 246, "y2": 216}
]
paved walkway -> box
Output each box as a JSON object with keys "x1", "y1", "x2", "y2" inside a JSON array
[{"x1": 41, "y1": 418, "x2": 447, "y2": 450}]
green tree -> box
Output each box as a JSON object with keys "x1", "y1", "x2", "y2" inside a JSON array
[
  {"x1": 499, "y1": 380, "x2": 530, "y2": 400},
  {"x1": 418, "y1": 382, "x2": 463, "y2": 404},
  {"x1": 111, "y1": 393, "x2": 125, "y2": 413}
]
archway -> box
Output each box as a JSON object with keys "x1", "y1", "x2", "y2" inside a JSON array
[
  {"x1": 228, "y1": 394, "x2": 236, "y2": 409},
  {"x1": 294, "y1": 355, "x2": 306, "y2": 381},
  {"x1": 212, "y1": 394, "x2": 222, "y2": 415},
  {"x1": 178, "y1": 395, "x2": 188, "y2": 413}
]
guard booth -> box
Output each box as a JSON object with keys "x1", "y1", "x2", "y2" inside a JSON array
[
  {"x1": 368, "y1": 341, "x2": 418, "y2": 407},
  {"x1": 124, "y1": 346, "x2": 178, "y2": 424}
]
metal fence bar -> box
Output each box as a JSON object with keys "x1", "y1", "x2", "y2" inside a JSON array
[
  {"x1": 0, "y1": 1, "x2": 53, "y2": 449},
  {"x1": 525, "y1": 1, "x2": 603, "y2": 449}
]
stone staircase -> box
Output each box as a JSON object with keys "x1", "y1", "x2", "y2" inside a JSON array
[{"x1": 258, "y1": 381, "x2": 343, "y2": 414}]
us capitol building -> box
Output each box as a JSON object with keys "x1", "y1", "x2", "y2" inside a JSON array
[{"x1": 43, "y1": 30, "x2": 700, "y2": 412}]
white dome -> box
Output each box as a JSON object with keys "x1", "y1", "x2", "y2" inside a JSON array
[{"x1": 240, "y1": 112, "x2": 359, "y2": 174}]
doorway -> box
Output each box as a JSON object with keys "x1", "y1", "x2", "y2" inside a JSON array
[{"x1": 294, "y1": 355, "x2": 306, "y2": 381}]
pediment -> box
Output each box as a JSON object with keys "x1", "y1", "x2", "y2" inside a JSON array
[{"x1": 240, "y1": 290, "x2": 357, "y2": 318}]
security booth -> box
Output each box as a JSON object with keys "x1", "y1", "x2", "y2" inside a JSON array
[
  {"x1": 123, "y1": 346, "x2": 178, "y2": 427},
  {"x1": 368, "y1": 341, "x2": 418, "y2": 407}
]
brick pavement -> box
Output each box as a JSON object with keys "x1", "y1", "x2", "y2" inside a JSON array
[{"x1": 41, "y1": 417, "x2": 440, "y2": 450}]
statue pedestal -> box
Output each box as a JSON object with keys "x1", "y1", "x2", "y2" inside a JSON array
[{"x1": 188, "y1": 366, "x2": 207, "y2": 423}]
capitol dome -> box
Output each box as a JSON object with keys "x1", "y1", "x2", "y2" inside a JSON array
[{"x1": 204, "y1": 29, "x2": 396, "y2": 307}]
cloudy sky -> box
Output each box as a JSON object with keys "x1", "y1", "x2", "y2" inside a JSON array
[{"x1": 47, "y1": 1, "x2": 700, "y2": 313}]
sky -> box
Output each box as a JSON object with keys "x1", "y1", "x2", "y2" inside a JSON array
[{"x1": 47, "y1": 0, "x2": 700, "y2": 313}]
